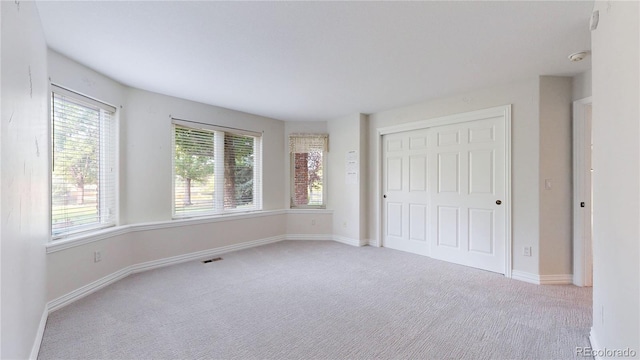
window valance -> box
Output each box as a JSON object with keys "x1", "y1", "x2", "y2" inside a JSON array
[{"x1": 289, "y1": 133, "x2": 329, "y2": 153}]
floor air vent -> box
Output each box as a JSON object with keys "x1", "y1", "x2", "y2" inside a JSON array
[{"x1": 202, "y1": 257, "x2": 223, "y2": 264}]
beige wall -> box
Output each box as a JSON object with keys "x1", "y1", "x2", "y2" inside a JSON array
[
  {"x1": 48, "y1": 50, "x2": 127, "y2": 110},
  {"x1": 131, "y1": 215, "x2": 287, "y2": 265},
  {"x1": 572, "y1": 70, "x2": 592, "y2": 101},
  {"x1": 1, "y1": 2, "x2": 50, "y2": 358},
  {"x1": 47, "y1": 234, "x2": 133, "y2": 301},
  {"x1": 286, "y1": 211, "x2": 333, "y2": 236},
  {"x1": 327, "y1": 114, "x2": 368, "y2": 242},
  {"x1": 538, "y1": 76, "x2": 573, "y2": 276},
  {"x1": 590, "y1": 0, "x2": 639, "y2": 351}
]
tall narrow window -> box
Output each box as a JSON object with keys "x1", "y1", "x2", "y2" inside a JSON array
[
  {"x1": 172, "y1": 120, "x2": 262, "y2": 218},
  {"x1": 289, "y1": 134, "x2": 328, "y2": 208},
  {"x1": 51, "y1": 86, "x2": 116, "y2": 238}
]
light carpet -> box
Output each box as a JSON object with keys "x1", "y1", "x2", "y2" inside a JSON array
[{"x1": 38, "y1": 241, "x2": 592, "y2": 359}]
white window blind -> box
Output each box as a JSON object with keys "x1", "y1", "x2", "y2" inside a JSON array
[
  {"x1": 173, "y1": 122, "x2": 262, "y2": 218},
  {"x1": 51, "y1": 86, "x2": 116, "y2": 238},
  {"x1": 289, "y1": 134, "x2": 328, "y2": 208},
  {"x1": 173, "y1": 126, "x2": 216, "y2": 216}
]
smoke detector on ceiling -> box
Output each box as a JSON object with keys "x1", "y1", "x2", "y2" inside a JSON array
[{"x1": 568, "y1": 51, "x2": 591, "y2": 62}]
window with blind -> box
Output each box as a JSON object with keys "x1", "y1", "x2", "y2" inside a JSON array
[
  {"x1": 51, "y1": 85, "x2": 116, "y2": 238},
  {"x1": 289, "y1": 134, "x2": 328, "y2": 208},
  {"x1": 172, "y1": 121, "x2": 262, "y2": 218}
]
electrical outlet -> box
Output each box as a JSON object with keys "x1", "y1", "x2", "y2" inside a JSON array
[
  {"x1": 311, "y1": 219, "x2": 316, "y2": 226},
  {"x1": 523, "y1": 246, "x2": 532, "y2": 257},
  {"x1": 94, "y1": 251, "x2": 102, "y2": 263}
]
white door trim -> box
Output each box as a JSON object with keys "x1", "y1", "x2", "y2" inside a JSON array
[
  {"x1": 573, "y1": 97, "x2": 593, "y2": 287},
  {"x1": 375, "y1": 105, "x2": 512, "y2": 278}
]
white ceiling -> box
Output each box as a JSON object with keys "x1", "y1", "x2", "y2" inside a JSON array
[{"x1": 36, "y1": 1, "x2": 593, "y2": 122}]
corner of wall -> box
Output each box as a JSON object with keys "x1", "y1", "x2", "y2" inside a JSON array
[
  {"x1": 358, "y1": 114, "x2": 369, "y2": 241},
  {"x1": 1, "y1": 1, "x2": 50, "y2": 358}
]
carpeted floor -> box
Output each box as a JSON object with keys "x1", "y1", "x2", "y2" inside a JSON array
[{"x1": 38, "y1": 241, "x2": 592, "y2": 360}]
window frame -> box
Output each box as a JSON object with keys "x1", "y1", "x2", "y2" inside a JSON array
[
  {"x1": 171, "y1": 119, "x2": 263, "y2": 219},
  {"x1": 50, "y1": 84, "x2": 118, "y2": 240},
  {"x1": 289, "y1": 150, "x2": 327, "y2": 209},
  {"x1": 289, "y1": 134, "x2": 328, "y2": 209}
]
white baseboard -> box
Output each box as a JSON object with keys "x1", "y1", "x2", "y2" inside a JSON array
[
  {"x1": 539, "y1": 274, "x2": 573, "y2": 285},
  {"x1": 284, "y1": 234, "x2": 332, "y2": 241},
  {"x1": 48, "y1": 267, "x2": 131, "y2": 313},
  {"x1": 332, "y1": 235, "x2": 367, "y2": 247},
  {"x1": 511, "y1": 271, "x2": 573, "y2": 285},
  {"x1": 285, "y1": 234, "x2": 366, "y2": 247},
  {"x1": 511, "y1": 270, "x2": 540, "y2": 284},
  {"x1": 30, "y1": 305, "x2": 49, "y2": 360},
  {"x1": 48, "y1": 235, "x2": 285, "y2": 313},
  {"x1": 369, "y1": 239, "x2": 381, "y2": 247},
  {"x1": 589, "y1": 328, "x2": 602, "y2": 360}
]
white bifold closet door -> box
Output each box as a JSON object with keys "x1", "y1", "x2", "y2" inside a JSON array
[
  {"x1": 382, "y1": 129, "x2": 430, "y2": 256},
  {"x1": 382, "y1": 115, "x2": 506, "y2": 274},
  {"x1": 428, "y1": 116, "x2": 506, "y2": 274}
]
